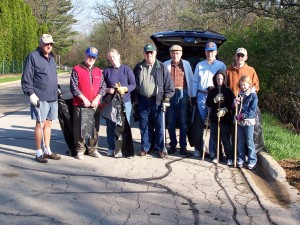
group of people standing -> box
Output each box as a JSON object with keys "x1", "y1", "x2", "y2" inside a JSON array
[{"x1": 21, "y1": 34, "x2": 259, "y2": 170}]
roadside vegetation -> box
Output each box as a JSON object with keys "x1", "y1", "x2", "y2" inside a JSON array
[{"x1": 262, "y1": 113, "x2": 300, "y2": 161}]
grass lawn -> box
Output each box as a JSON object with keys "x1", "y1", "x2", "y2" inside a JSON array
[
  {"x1": 262, "y1": 112, "x2": 300, "y2": 161},
  {"x1": 0, "y1": 70, "x2": 69, "y2": 83}
]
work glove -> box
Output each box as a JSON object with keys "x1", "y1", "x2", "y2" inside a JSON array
[
  {"x1": 214, "y1": 93, "x2": 224, "y2": 103},
  {"x1": 217, "y1": 107, "x2": 228, "y2": 117},
  {"x1": 29, "y1": 93, "x2": 39, "y2": 107},
  {"x1": 235, "y1": 113, "x2": 244, "y2": 121},
  {"x1": 162, "y1": 98, "x2": 170, "y2": 107},
  {"x1": 162, "y1": 98, "x2": 170, "y2": 112},
  {"x1": 191, "y1": 97, "x2": 197, "y2": 105},
  {"x1": 115, "y1": 82, "x2": 128, "y2": 95}
]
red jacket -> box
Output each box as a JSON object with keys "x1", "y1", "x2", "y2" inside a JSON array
[{"x1": 72, "y1": 65, "x2": 102, "y2": 106}]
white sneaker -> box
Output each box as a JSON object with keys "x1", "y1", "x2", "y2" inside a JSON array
[
  {"x1": 212, "y1": 158, "x2": 218, "y2": 164},
  {"x1": 227, "y1": 159, "x2": 233, "y2": 166},
  {"x1": 107, "y1": 149, "x2": 114, "y2": 156},
  {"x1": 194, "y1": 150, "x2": 200, "y2": 157},
  {"x1": 89, "y1": 151, "x2": 102, "y2": 158},
  {"x1": 114, "y1": 151, "x2": 123, "y2": 158},
  {"x1": 76, "y1": 152, "x2": 83, "y2": 160}
]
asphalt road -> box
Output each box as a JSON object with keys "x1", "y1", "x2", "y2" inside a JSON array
[{"x1": 0, "y1": 74, "x2": 299, "y2": 225}]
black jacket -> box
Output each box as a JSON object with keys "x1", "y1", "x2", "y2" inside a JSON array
[
  {"x1": 132, "y1": 59, "x2": 174, "y2": 105},
  {"x1": 206, "y1": 70, "x2": 235, "y2": 124}
]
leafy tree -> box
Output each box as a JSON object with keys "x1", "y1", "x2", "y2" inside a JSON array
[
  {"x1": 0, "y1": 0, "x2": 13, "y2": 62},
  {"x1": 25, "y1": 0, "x2": 78, "y2": 56}
]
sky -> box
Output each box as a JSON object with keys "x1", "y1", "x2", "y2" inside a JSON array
[{"x1": 71, "y1": 0, "x2": 99, "y2": 34}]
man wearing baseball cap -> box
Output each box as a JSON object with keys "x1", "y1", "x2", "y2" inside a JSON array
[
  {"x1": 226, "y1": 47, "x2": 259, "y2": 96},
  {"x1": 132, "y1": 43, "x2": 174, "y2": 158},
  {"x1": 163, "y1": 45, "x2": 193, "y2": 155},
  {"x1": 191, "y1": 42, "x2": 226, "y2": 161},
  {"x1": 70, "y1": 47, "x2": 105, "y2": 160},
  {"x1": 21, "y1": 34, "x2": 61, "y2": 163}
]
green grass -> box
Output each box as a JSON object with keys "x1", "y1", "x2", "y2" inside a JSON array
[
  {"x1": 262, "y1": 112, "x2": 300, "y2": 161},
  {"x1": 0, "y1": 70, "x2": 70, "y2": 83}
]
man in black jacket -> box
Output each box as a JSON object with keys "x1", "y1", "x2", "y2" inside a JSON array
[{"x1": 133, "y1": 44, "x2": 174, "y2": 158}]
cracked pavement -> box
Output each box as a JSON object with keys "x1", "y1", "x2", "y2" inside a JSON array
[{"x1": 0, "y1": 74, "x2": 299, "y2": 225}]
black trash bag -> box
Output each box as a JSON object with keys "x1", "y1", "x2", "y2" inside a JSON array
[
  {"x1": 100, "y1": 93, "x2": 123, "y2": 126},
  {"x1": 58, "y1": 98, "x2": 77, "y2": 156},
  {"x1": 187, "y1": 104, "x2": 196, "y2": 147},
  {"x1": 99, "y1": 92, "x2": 134, "y2": 157},
  {"x1": 80, "y1": 107, "x2": 95, "y2": 138},
  {"x1": 187, "y1": 104, "x2": 205, "y2": 153},
  {"x1": 254, "y1": 107, "x2": 266, "y2": 152}
]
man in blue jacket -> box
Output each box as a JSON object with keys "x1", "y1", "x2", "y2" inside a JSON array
[
  {"x1": 133, "y1": 44, "x2": 174, "y2": 158},
  {"x1": 21, "y1": 34, "x2": 61, "y2": 163}
]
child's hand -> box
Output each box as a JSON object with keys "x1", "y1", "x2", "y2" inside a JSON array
[{"x1": 235, "y1": 113, "x2": 244, "y2": 121}]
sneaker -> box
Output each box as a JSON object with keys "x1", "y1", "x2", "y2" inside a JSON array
[
  {"x1": 158, "y1": 151, "x2": 167, "y2": 159},
  {"x1": 138, "y1": 150, "x2": 147, "y2": 156},
  {"x1": 227, "y1": 159, "x2": 233, "y2": 166},
  {"x1": 193, "y1": 150, "x2": 200, "y2": 157},
  {"x1": 89, "y1": 151, "x2": 102, "y2": 158},
  {"x1": 114, "y1": 151, "x2": 123, "y2": 158},
  {"x1": 107, "y1": 149, "x2": 114, "y2": 157},
  {"x1": 237, "y1": 162, "x2": 244, "y2": 168},
  {"x1": 247, "y1": 163, "x2": 256, "y2": 170},
  {"x1": 168, "y1": 146, "x2": 176, "y2": 154},
  {"x1": 36, "y1": 155, "x2": 48, "y2": 163},
  {"x1": 45, "y1": 153, "x2": 61, "y2": 160},
  {"x1": 211, "y1": 158, "x2": 218, "y2": 164},
  {"x1": 76, "y1": 152, "x2": 84, "y2": 160}
]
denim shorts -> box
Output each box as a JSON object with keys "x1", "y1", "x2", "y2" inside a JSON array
[{"x1": 31, "y1": 101, "x2": 58, "y2": 122}]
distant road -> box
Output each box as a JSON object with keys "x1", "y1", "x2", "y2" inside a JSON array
[{"x1": 0, "y1": 74, "x2": 71, "y2": 117}]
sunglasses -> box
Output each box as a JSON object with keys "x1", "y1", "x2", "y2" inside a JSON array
[
  {"x1": 44, "y1": 43, "x2": 54, "y2": 46},
  {"x1": 236, "y1": 53, "x2": 244, "y2": 58},
  {"x1": 145, "y1": 51, "x2": 154, "y2": 55}
]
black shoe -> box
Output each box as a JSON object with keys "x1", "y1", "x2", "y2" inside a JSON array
[
  {"x1": 36, "y1": 155, "x2": 48, "y2": 163},
  {"x1": 168, "y1": 146, "x2": 176, "y2": 154},
  {"x1": 180, "y1": 148, "x2": 187, "y2": 155}
]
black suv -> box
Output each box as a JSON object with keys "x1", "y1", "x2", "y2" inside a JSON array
[{"x1": 150, "y1": 29, "x2": 226, "y2": 70}]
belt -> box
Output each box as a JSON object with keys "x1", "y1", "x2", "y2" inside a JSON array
[
  {"x1": 175, "y1": 87, "x2": 185, "y2": 90},
  {"x1": 197, "y1": 89, "x2": 208, "y2": 95}
]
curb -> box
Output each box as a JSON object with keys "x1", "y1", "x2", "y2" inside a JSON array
[{"x1": 258, "y1": 151, "x2": 286, "y2": 181}]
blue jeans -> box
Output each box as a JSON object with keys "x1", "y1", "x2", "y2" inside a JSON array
[
  {"x1": 210, "y1": 123, "x2": 233, "y2": 160},
  {"x1": 138, "y1": 95, "x2": 163, "y2": 152},
  {"x1": 237, "y1": 125, "x2": 257, "y2": 165},
  {"x1": 196, "y1": 93, "x2": 208, "y2": 123},
  {"x1": 106, "y1": 101, "x2": 132, "y2": 150},
  {"x1": 166, "y1": 89, "x2": 188, "y2": 148}
]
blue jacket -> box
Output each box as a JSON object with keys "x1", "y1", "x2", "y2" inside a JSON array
[
  {"x1": 21, "y1": 48, "x2": 58, "y2": 101},
  {"x1": 133, "y1": 59, "x2": 174, "y2": 105},
  {"x1": 238, "y1": 88, "x2": 258, "y2": 126}
]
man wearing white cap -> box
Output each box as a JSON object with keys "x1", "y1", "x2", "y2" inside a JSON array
[
  {"x1": 226, "y1": 47, "x2": 259, "y2": 96},
  {"x1": 191, "y1": 42, "x2": 226, "y2": 159},
  {"x1": 22, "y1": 34, "x2": 61, "y2": 163},
  {"x1": 164, "y1": 45, "x2": 193, "y2": 155}
]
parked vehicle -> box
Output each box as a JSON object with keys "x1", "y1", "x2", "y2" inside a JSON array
[{"x1": 150, "y1": 29, "x2": 227, "y2": 70}]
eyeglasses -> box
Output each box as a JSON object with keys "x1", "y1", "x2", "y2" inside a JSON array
[
  {"x1": 145, "y1": 51, "x2": 154, "y2": 55},
  {"x1": 236, "y1": 53, "x2": 244, "y2": 58}
]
